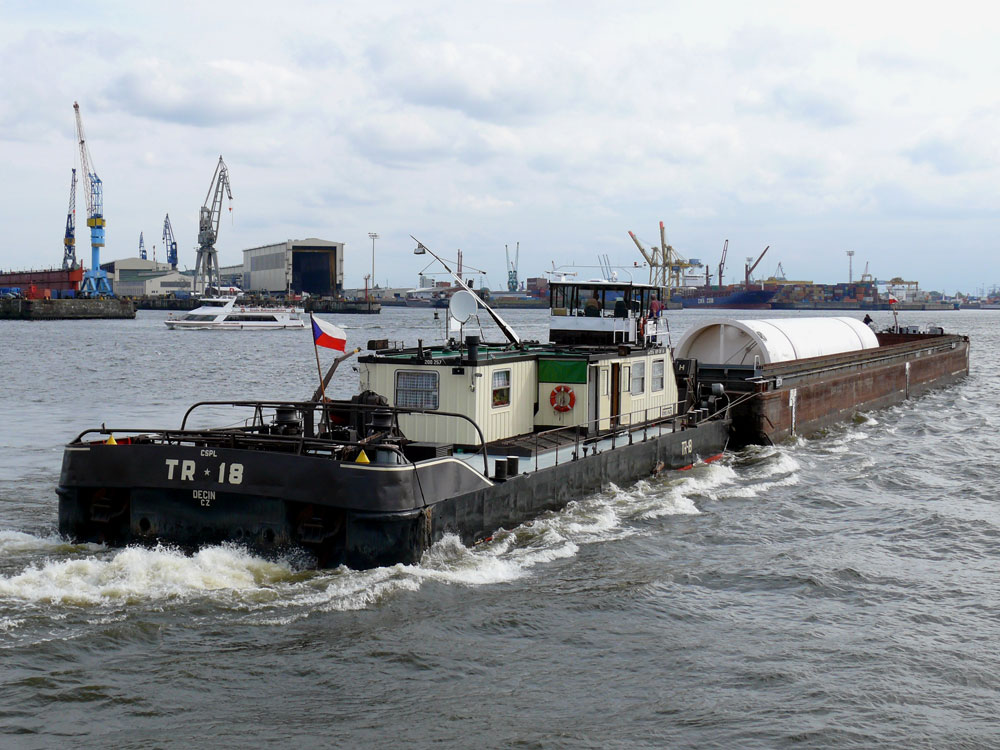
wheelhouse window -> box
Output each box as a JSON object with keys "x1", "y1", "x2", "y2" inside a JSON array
[
  {"x1": 652, "y1": 359, "x2": 664, "y2": 391},
  {"x1": 492, "y1": 369, "x2": 511, "y2": 407},
  {"x1": 395, "y1": 370, "x2": 439, "y2": 409},
  {"x1": 631, "y1": 361, "x2": 645, "y2": 395}
]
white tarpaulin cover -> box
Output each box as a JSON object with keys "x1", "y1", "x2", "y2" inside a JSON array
[{"x1": 674, "y1": 317, "x2": 879, "y2": 365}]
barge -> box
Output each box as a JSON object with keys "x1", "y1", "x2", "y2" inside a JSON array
[
  {"x1": 56, "y1": 245, "x2": 970, "y2": 568},
  {"x1": 58, "y1": 251, "x2": 732, "y2": 568},
  {"x1": 676, "y1": 317, "x2": 970, "y2": 446}
]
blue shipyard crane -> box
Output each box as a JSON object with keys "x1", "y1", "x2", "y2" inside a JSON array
[
  {"x1": 73, "y1": 102, "x2": 113, "y2": 296},
  {"x1": 162, "y1": 213, "x2": 178, "y2": 270},
  {"x1": 193, "y1": 156, "x2": 232, "y2": 294},
  {"x1": 138, "y1": 232, "x2": 146, "y2": 260},
  {"x1": 62, "y1": 168, "x2": 77, "y2": 269}
]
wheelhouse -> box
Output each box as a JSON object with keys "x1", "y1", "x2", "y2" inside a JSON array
[{"x1": 548, "y1": 279, "x2": 666, "y2": 346}]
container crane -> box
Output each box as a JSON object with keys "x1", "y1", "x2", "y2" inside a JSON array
[
  {"x1": 138, "y1": 232, "x2": 146, "y2": 260},
  {"x1": 193, "y1": 156, "x2": 232, "y2": 294},
  {"x1": 74, "y1": 102, "x2": 112, "y2": 296},
  {"x1": 162, "y1": 214, "x2": 178, "y2": 270},
  {"x1": 62, "y1": 168, "x2": 77, "y2": 270},
  {"x1": 506, "y1": 242, "x2": 520, "y2": 292}
]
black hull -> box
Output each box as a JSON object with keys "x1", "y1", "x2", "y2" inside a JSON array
[{"x1": 58, "y1": 420, "x2": 729, "y2": 569}]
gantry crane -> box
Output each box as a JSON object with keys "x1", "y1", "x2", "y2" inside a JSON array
[
  {"x1": 193, "y1": 156, "x2": 232, "y2": 294},
  {"x1": 138, "y1": 232, "x2": 146, "y2": 260},
  {"x1": 73, "y1": 102, "x2": 112, "y2": 296},
  {"x1": 62, "y1": 168, "x2": 77, "y2": 269},
  {"x1": 162, "y1": 213, "x2": 178, "y2": 270},
  {"x1": 506, "y1": 242, "x2": 520, "y2": 292}
]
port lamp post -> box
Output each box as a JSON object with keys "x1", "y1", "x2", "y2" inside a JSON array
[{"x1": 368, "y1": 232, "x2": 379, "y2": 302}]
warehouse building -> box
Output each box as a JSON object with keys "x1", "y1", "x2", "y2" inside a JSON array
[
  {"x1": 101, "y1": 258, "x2": 194, "y2": 297},
  {"x1": 243, "y1": 238, "x2": 344, "y2": 296}
]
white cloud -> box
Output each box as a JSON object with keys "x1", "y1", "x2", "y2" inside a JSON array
[{"x1": 1, "y1": 1, "x2": 999, "y2": 291}]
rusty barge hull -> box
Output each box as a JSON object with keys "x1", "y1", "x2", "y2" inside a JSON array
[{"x1": 697, "y1": 333, "x2": 970, "y2": 446}]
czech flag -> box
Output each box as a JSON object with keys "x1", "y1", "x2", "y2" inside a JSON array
[{"x1": 311, "y1": 315, "x2": 347, "y2": 351}]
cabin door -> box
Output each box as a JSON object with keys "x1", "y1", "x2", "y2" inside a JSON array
[
  {"x1": 588, "y1": 365, "x2": 600, "y2": 435},
  {"x1": 610, "y1": 363, "x2": 621, "y2": 427}
]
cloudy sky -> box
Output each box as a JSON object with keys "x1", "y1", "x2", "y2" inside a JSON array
[{"x1": 2, "y1": 0, "x2": 997, "y2": 293}]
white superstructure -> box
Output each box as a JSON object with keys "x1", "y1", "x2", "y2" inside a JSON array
[{"x1": 165, "y1": 297, "x2": 306, "y2": 330}]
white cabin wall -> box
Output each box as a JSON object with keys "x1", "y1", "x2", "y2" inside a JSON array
[{"x1": 359, "y1": 359, "x2": 536, "y2": 446}]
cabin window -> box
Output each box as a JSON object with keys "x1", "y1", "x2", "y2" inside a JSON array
[
  {"x1": 395, "y1": 370, "x2": 439, "y2": 410},
  {"x1": 183, "y1": 314, "x2": 217, "y2": 321},
  {"x1": 492, "y1": 369, "x2": 511, "y2": 407},
  {"x1": 224, "y1": 314, "x2": 278, "y2": 322},
  {"x1": 631, "y1": 362, "x2": 645, "y2": 395},
  {"x1": 600, "y1": 368, "x2": 608, "y2": 396},
  {"x1": 652, "y1": 359, "x2": 664, "y2": 391}
]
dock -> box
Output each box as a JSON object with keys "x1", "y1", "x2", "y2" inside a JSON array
[{"x1": 1, "y1": 297, "x2": 135, "y2": 320}]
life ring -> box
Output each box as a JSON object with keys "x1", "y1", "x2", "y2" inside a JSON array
[{"x1": 550, "y1": 385, "x2": 575, "y2": 412}]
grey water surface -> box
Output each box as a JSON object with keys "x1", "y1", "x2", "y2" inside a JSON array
[{"x1": 0, "y1": 307, "x2": 996, "y2": 749}]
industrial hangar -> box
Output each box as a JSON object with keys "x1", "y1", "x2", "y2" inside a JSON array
[{"x1": 243, "y1": 238, "x2": 344, "y2": 296}]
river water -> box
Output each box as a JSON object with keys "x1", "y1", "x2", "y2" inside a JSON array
[{"x1": 0, "y1": 306, "x2": 996, "y2": 748}]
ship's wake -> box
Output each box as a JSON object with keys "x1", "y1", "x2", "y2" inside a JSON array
[{"x1": 0, "y1": 453, "x2": 789, "y2": 634}]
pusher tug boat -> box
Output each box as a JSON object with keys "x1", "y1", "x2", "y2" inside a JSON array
[
  {"x1": 165, "y1": 295, "x2": 306, "y2": 330},
  {"x1": 58, "y1": 241, "x2": 732, "y2": 569}
]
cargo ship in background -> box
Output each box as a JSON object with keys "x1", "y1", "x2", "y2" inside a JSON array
[
  {"x1": 671, "y1": 284, "x2": 777, "y2": 309},
  {"x1": 629, "y1": 225, "x2": 781, "y2": 310}
]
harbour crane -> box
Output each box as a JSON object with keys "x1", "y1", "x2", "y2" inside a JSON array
[
  {"x1": 628, "y1": 221, "x2": 697, "y2": 299},
  {"x1": 718, "y1": 239, "x2": 728, "y2": 286},
  {"x1": 62, "y1": 168, "x2": 77, "y2": 269},
  {"x1": 860, "y1": 262, "x2": 873, "y2": 283},
  {"x1": 162, "y1": 214, "x2": 178, "y2": 270},
  {"x1": 506, "y1": 242, "x2": 520, "y2": 292},
  {"x1": 138, "y1": 232, "x2": 146, "y2": 260},
  {"x1": 193, "y1": 156, "x2": 232, "y2": 294},
  {"x1": 73, "y1": 102, "x2": 113, "y2": 296},
  {"x1": 744, "y1": 245, "x2": 770, "y2": 287}
]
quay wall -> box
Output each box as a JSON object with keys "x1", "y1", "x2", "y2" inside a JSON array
[{"x1": 1, "y1": 298, "x2": 135, "y2": 320}]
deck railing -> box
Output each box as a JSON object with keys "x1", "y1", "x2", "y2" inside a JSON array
[
  {"x1": 74, "y1": 399, "x2": 491, "y2": 476},
  {"x1": 530, "y1": 402, "x2": 694, "y2": 472}
]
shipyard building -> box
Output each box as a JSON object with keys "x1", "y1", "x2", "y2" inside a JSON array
[
  {"x1": 243, "y1": 238, "x2": 344, "y2": 296},
  {"x1": 100, "y1": 258, "x2": 193, "y2": 297}
]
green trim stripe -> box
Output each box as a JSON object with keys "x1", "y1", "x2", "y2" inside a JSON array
[{"x1": 538, "y1": 359, "x2": 588, "y2": 384}]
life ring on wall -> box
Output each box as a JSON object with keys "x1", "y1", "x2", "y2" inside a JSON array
[{"x1": 550, "y1": 385, "x2": 576, "y2": 412}]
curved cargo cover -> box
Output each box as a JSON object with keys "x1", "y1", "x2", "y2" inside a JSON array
[{"x1": 675, "y1": 317, "x2": 879, "y2": 365}]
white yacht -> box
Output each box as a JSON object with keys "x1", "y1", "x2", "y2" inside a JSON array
[{"x1": 165, "y1": 297, "x2": 306, "y2": 330}]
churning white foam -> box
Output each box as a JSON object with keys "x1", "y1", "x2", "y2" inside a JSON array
[
  {"x1": 0, "y1": 543, "x2": 295, "y2": 606},
  {"x1": 715, "y1": 447, "x2": 801, "y2": 499}
]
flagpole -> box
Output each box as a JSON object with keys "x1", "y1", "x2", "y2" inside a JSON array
[
  {"x1": 310, "y1": 314, "x2": 330, "y2": 432},
  {"x1": 310, "y1": 314, "x2": 328, "y2": 402}
]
